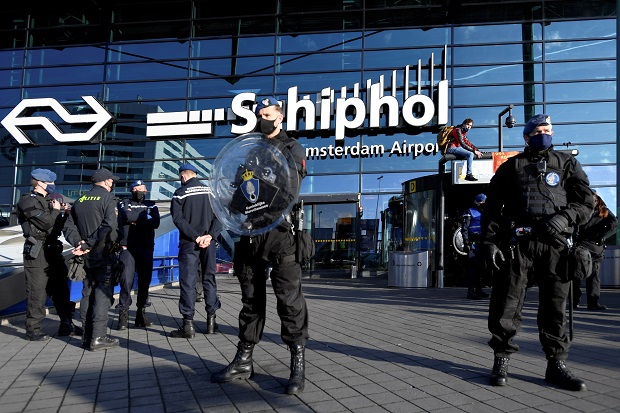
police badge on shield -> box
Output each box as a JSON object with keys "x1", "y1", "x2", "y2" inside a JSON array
[{"x1": 209, "y1": 133, "x2": 299, "y2": 236}]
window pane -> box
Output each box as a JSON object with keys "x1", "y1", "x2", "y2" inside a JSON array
[
  {"x1": 105, "y1": 80, "x2": 187, "y2": 101},
  {"x1": 0, "y1": 50, "x2": 24, "y2": 69},
  {"x1": 300, "y1": 174, "x2": 359, "y2": 195},
  {"x1": 546, "y1": 102, "x2": 615, "y2": 123},
  {"x1": 277, "y1": 52, "x2": 361, "y2": 73},
  {"x1": 454, "y1": 44, "x2": 540, "y2": 65},
  {"x1": 547, "y1": 81, "x2": 616, "y2": 102},
  {"x1": 192, "y1": 36, "x2": 275, "y2": 57},
  {"x1": 544, "y1": 39, "x2": 616, "y2": 61},
  {"x1": 552, "y1": 123, "x2": 616, "y2": 145},
  {"x1": 190, "y1": 56, "x2": 274, "y2": 78},
  {"x1": 360, "y1": 133, "x2": 438, "y2": 172},
  {"x1": 453, "y1": 63, "x2": 542, "y2": 85},
  {"x1": 0, "y1": 69, "x2": 22, "y2": 88},
  {"x1": 106, "y1": 61, "x2": 188, "y2": 82},
  {"x1": 189, "y1": 76, "x2": 272, "y2": 98},
  {"x1": 184, "y1": 138, "x2": 232, "y2": 159},
  {"x1": 569, "y1": 143, "x2": 616, "y2": 165},
  {"x1": 544, "y1": 19, "x2": 616, "y2": 40},
  {"x1": 455, "y1": 23, "x2": 542, "y2": 44},
  {"x1": 275, "y1": 72, "x2": 362, "y2": 95},
  {"x1": 0, "y1": 87, "x2": 21, "y2": 107},
  {"x1": 545, "y1": 60, "x2": 615, "y2": 81},
  {"x1": 364, "y1": 28, "x2": 449, "y2": 49},
  {"x1": 277, "y1": 32, "x2": 363, "y2": 53},
  {"x1": 364, "y1": 47, "x2": 446, "y2": 69},
  {"x1": 107, "y1": 42, "x2": 189, "y2": 62},
  {"x1": 23, "y1": 84, "x2": 104, "y2": 101},
  {"x1": 303, "y1": 137, "x2": 360, "y2": 174},
  {"x1": 582, "y1": 165, "x2": 616, "y2": 185},
  {"x1": 24, "y1": 65, "x2": 104, "y2": 86},
  {"x1": 26, "y1": 47, "x2": 105, "y2": 66},
  {"x1": 453, "y1": 84, "x2": 543, "y2": 106}
]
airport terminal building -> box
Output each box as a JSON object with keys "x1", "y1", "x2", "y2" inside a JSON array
[{"x1": 0, "y1": 1, "x2": 617, "y2": 303}]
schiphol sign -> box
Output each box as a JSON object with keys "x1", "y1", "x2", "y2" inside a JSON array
[{"x1": 1, "y1": 47, "x2": 448, "y2": 159}]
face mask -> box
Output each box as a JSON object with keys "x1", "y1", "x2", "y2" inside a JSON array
[
  {"x1": 528, "y1": 133, "x2": 553, "y2": 151},
  {"x1": 132, "y1": 191, "x2": 146, "y2": 201},
  {"x1": 45, "y1": 183, "x2": 56, "y2": 194},
  {"x1": 258, "y1": 118, "x2": 277, "y2": 135}
]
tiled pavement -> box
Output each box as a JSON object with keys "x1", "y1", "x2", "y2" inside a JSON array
[{"x1": 1, "y1": 275, "x2": 619, "y2": 413}]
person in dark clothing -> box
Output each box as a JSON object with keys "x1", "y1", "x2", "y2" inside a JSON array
[
  {"x1": 63, "y1": 168, "x2": 121, "y2": 351},
  {"x1": 115, "y1": 179, "x2": 160, "y2": 329},
  {"x1": 445, "y1": 118, "x2": 483, "y2": 181},
  {"x1": 483, "y1": 114, "x2": 594, "y2": 391},
  {"x1": 17, "y1": 168, "x2": 80, "y2": 341},
  {"x1": 461, "y1": 193, "x2": 489, "y2": 300},
  {"x1": 212, "y1": 97, "x2": 310, "y2": 395},
  {"x1": 572, "y1": 192, "x2": 617, "y2": 310},
  {"x1": 170, "y1": 163, "x2": 222, "y2": 338}
]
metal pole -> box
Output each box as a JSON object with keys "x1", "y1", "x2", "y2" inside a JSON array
[
  {"x1": 498, "y1": 104, "x2": 514, "y2": 152},
  {"x1": 375, "y1": 176, "x2": 383, "y2": 253}
]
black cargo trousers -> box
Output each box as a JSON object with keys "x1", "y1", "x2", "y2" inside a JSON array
[
  {"x1": 488, "y1": 237, "x2": 570, "y2": 361},
  {"x1": 234, "y1": 226, "x2": 309, "y2": 347}
]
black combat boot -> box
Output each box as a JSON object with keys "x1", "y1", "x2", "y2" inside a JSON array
[
  {"x1": 545, "y1": 360, "x2": 587, "y2": 391},
  {"x1": 170, "y1": 319, "x2": 195, "y2": 338},
  {"x1": 206, "y1": 313, "x2": 218, "y2": 334},
  {"x1": 117, "y1": 310, "x2": 128, "y2": 331},
  {"x1": 286, "y1": 344, "x2": 306, "y2": 395},
  {"x1": 26, "y1": 329, "x2": 50, "y2": 342},
  {"x1": 490, "y1": 356, "x2": 509, "y2": 386},
  {"x1": 58, "y1": 316, "x2": 82, "y2": 336},
  {"x1": 587, "y1": 301, "x2": 607, "y2": 311},
  {"x1": 90, "y1": 336, "x2": 120, "y2": 351},
  {"x1": 135, "y1": 308, "x2": 153, "y2": 327},
  {"x1": 212, "y1": 342, "x2": 255, "y2": 383}
]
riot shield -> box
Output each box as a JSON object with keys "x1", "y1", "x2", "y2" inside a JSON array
[
  {"x1": 452, "y1": 227, "x2": 468, "y2": 256},
  {"x1": 209, "y1": 132, "x2": 299, "y2": 236}
]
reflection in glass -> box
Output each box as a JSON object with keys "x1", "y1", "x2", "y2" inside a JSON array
[
  {"x1": 105, "y1": 80, "x2": 187, "y2": 101},
  {"x1": 546, "y1": 81, "x2": 616, "y2": 102},
  {"x1": 544, "y1": 39, "x2": 616, "y2": 61},
  {"x1": 453, "y1": 63, "x2": 543, "y2": 85},
  {"x1": 454, "y1": 23, "x2": 542, "y2": 44},
  {"x1": 24, "y1": 66, "x2": 104, "y2": 86},
  {"x1": 545, "y1": 60, "x2": 615, "y2": 81},
  {"x1": 453, "y1": 44, "x2": 539, "y2": 64},
  {"x1": 452, "y1": 84, "x2": 543, "y2": 106},
  {"x1": 107, "y1": 42, "x2": 189, "y2": 62},
  {"x1": 26, "y1": 47, "x2": 105, "y2": 66},
  {"x1": 106, "y1": 61, "x2": 188, "y2": 82},
  {"x1": 277, "y1": 32, "x2": 363, "y2": 53}
]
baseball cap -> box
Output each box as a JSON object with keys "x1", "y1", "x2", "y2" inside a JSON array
[
  {"x1": 254, "y1": 96, "x2": 280, "y2": 115},
  {"x1": 130, "y1": 179, "x2": 146, "y2": 190},
  {"x1": 31, "y1": 168, "x2": 56, "y2": 182},
  {"x1": 523, "y1": 114, "x2": 551, "y2": 136},
  {"x1": 475, "y1": 193, "x2": 487, "y2": 203},
  {"x1": 91, "y1": 168, "x2": 119, "y2": 183},
  {"x1": 179, "y1": 163, "x2": 198, "y2": 173}
]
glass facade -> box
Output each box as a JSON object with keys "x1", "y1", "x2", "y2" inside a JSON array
[{"x1": 0, "y1": 1, "x2": 617, "y2": 274}]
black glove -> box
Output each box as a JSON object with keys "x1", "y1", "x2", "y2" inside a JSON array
[
  {"x1": 484, "y1": 243, "x2": 505, "y2": 270},
  {"x1": 543, "y1": 213, "x2": 570, "y2": 248}
]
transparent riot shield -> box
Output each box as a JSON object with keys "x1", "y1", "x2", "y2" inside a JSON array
[{"x1": 209, "y1": 132, "x2": 299, "y2": 236}]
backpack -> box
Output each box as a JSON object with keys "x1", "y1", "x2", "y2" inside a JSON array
[{"x1": 437, "y1": 125, "x2": 455, "y2": 155}]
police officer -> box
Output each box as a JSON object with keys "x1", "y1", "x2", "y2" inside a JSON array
[
  {"x1": 170, "y1": 163, "x2": 222, "y2": 338},
  {"x1": 116, "y1": 179, "x2": 160, "y2": 329},
  {"x1": 572, "y1": 191, "x2": 617, "y2": 310},
  {"x1": 63, "y1": 168, "x2": 121, "y2": 351},
  {"x1": 212, "y1": 97, "x2": 310, "y2": 395},
  {"x1": 483, "y1": 114, "x2": 594, "y2": 391},
  {"x1": 461, "y1": 193, "x2": 489, "y2": 299},
  {"x1": 17, "y1": 168, "x2": 80, "y2": 341}
]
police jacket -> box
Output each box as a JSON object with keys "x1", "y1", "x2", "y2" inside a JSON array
[
  {"x1": 171, "y1": 177, "x2": 222, "y2": 242},
  {"x1": 63, "y1": 185, "x2": 118, "y2": 268},
  {"x1": 118, "y1": 198, "x2": 160, "y2": 248},
  {"x1": 273, "y1": 130, "x2": 307, "y2": 191},
  {"x1": 461, "y1": 205, "x2": 483, "y2": 245},
  {"x1": 17, "y1": 191, "x2": 62, "y2": 243},
  {"x1": 483, "y1": 146, "x2": 594, "y2": 245},
  {"x1": 577, "y1": 210, "x2": 618, "y2": 259}
]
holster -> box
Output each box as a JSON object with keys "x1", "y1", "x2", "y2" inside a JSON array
[{"x1": 25, "y1": 236, "x2": 43, "y2": 259}]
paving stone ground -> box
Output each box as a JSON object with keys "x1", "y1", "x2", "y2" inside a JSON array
[{"x1": 1, "y1": 275, "x2": 619, "y2": 413}]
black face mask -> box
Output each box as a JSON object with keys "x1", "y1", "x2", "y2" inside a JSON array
[
  {"x1": 258, "y1": 118, "x2": 277, "y2": 135},
  {"x1": 132, "y1": 191, "x2": 146, "y2": 202}
]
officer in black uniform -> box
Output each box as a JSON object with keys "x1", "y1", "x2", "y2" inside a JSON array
[
  {"x1": 212, "y1": 97, "x2": 310, "y2": 395},
  {"x1": 17, "y1": 168, "x2": 80, "y2": 341},
  {"x1": 483, "y1": 114, "x2": 594, "y2": 391},
  {"x1": 63, "y1": 168, "x2": 121, "y2": 351},
  {"x1": 116, "y1": 179, "x2": 160, "y2": 329},
  {"x1": 461, "y1": 193, "x2": 489, "y2": 300},
  {"x1": 170, "y1": 163, "x2": 222, "y2": 338}
]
